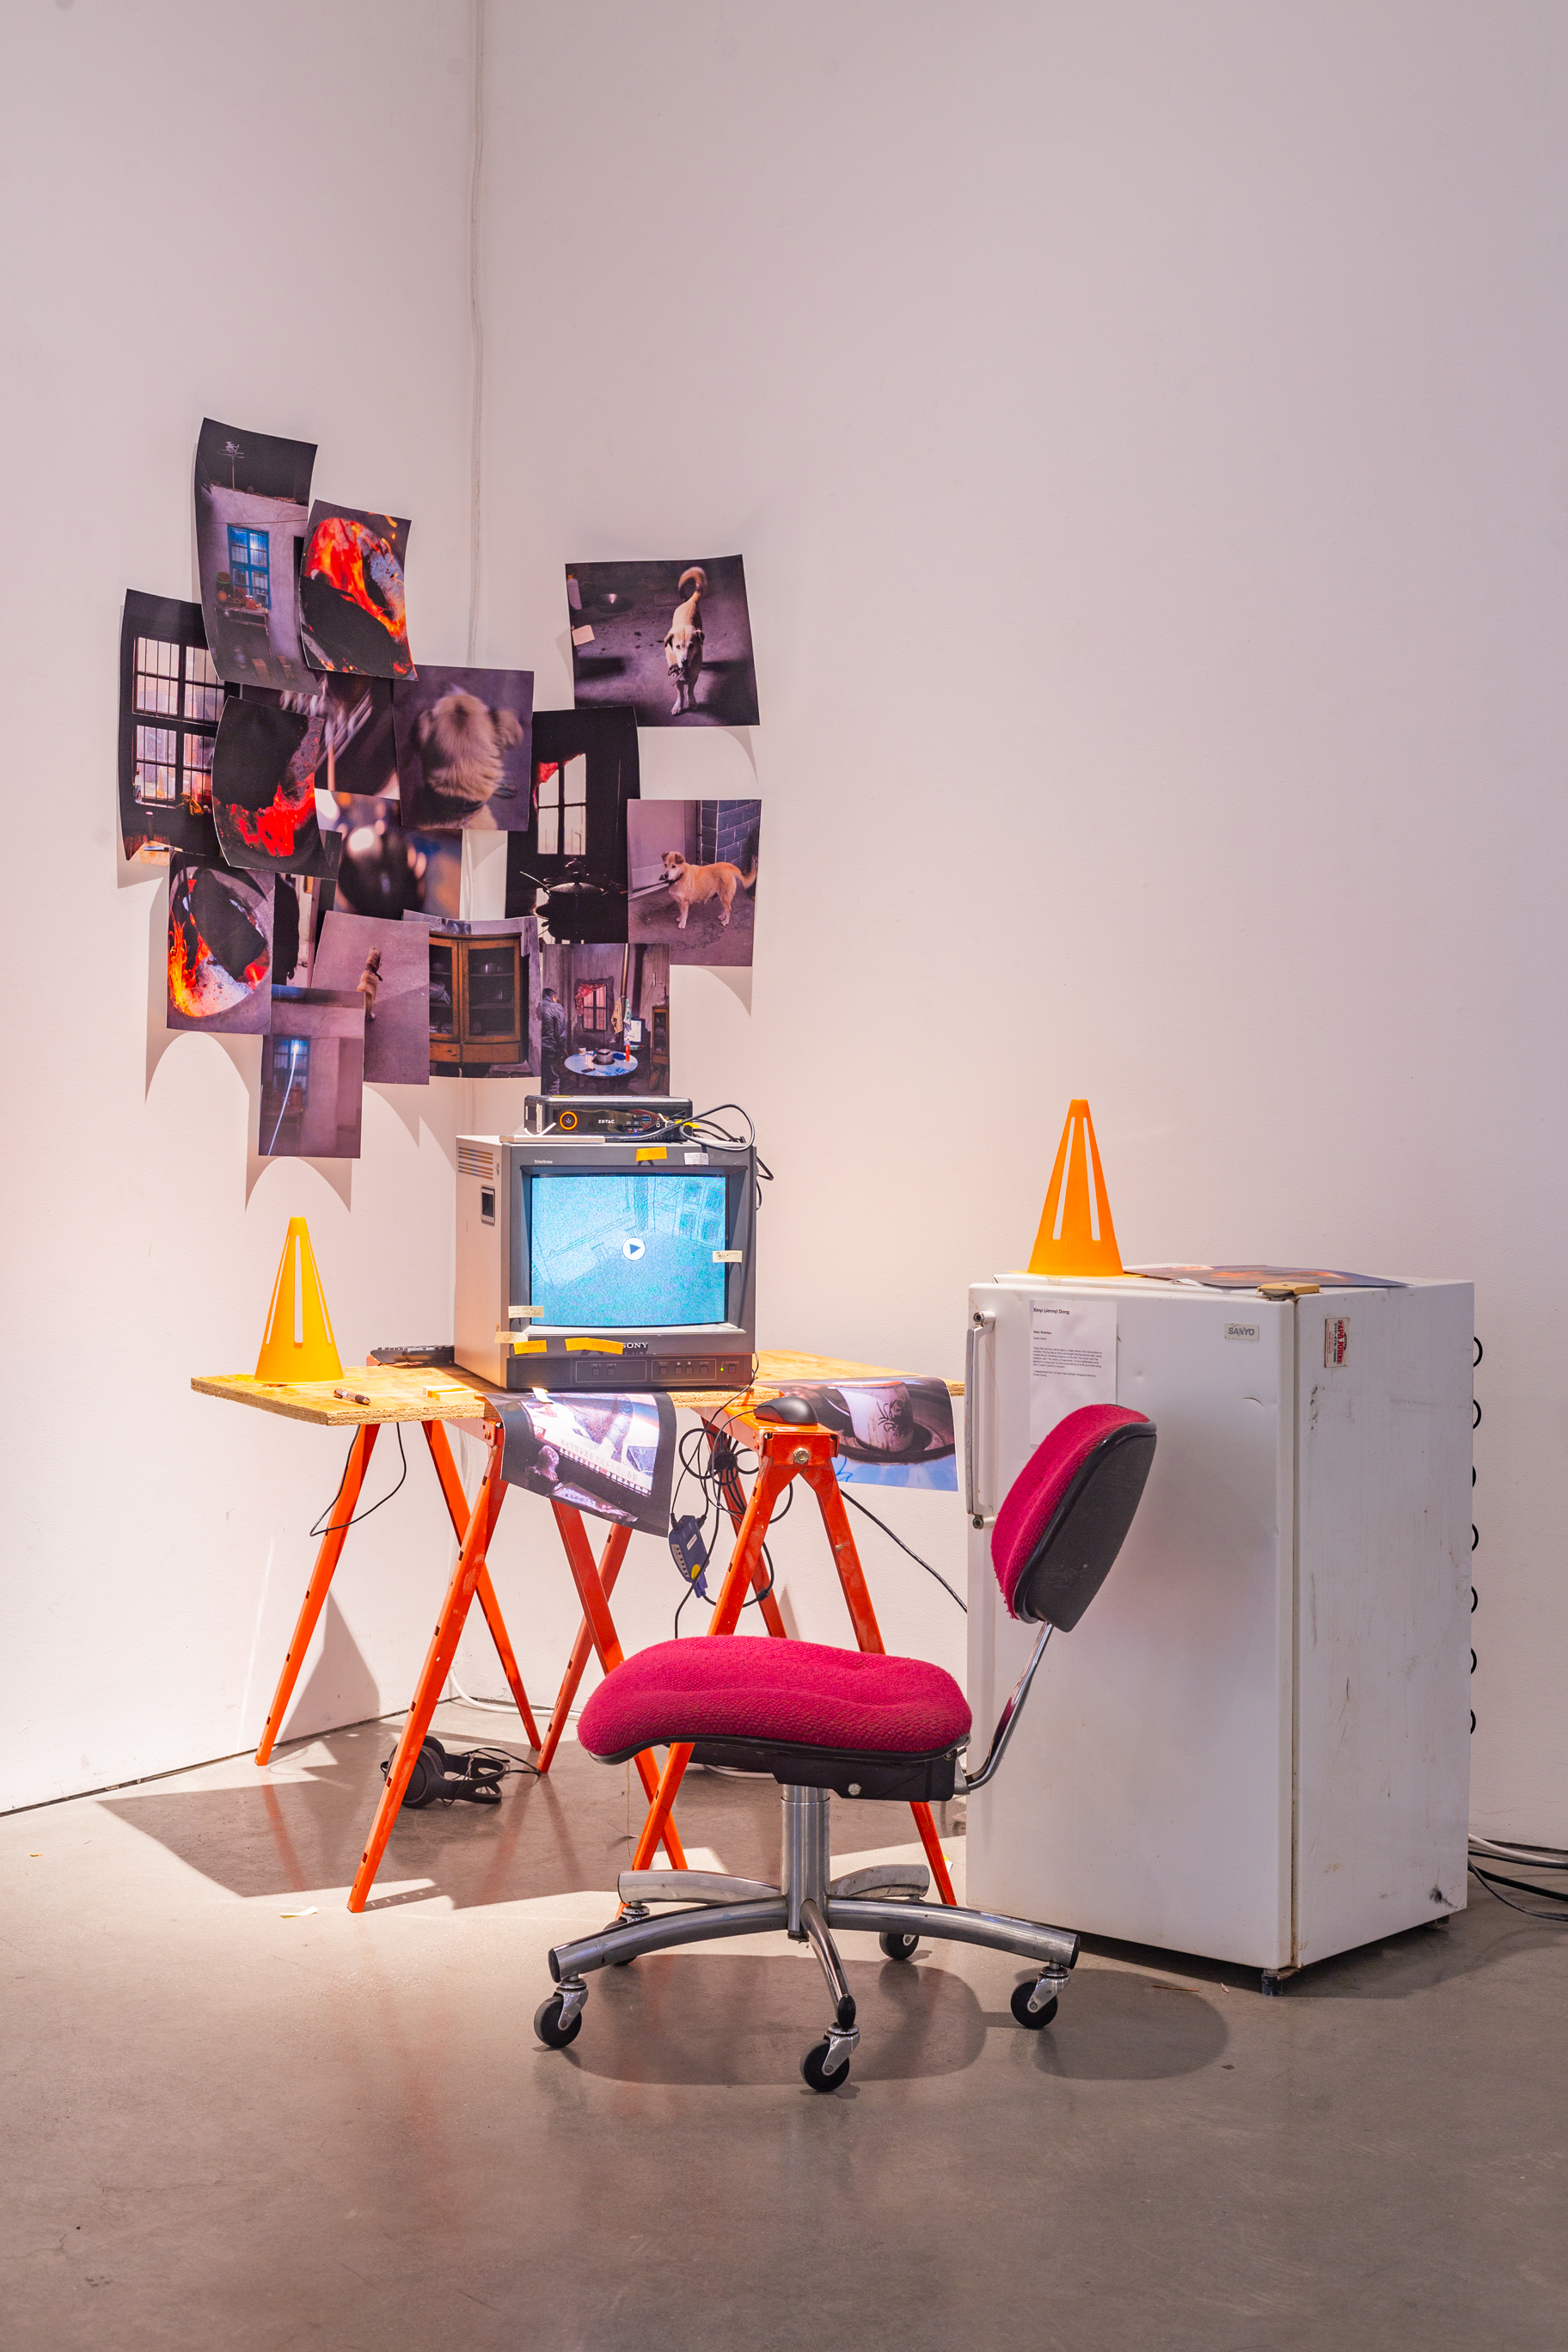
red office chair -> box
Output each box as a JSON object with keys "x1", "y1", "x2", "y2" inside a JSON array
[{"x1": 535, "y1": 1403, "x2": 1155, "y2": 2090}]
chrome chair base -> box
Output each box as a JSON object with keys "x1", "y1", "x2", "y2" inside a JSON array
[{"x1": 535, "y1": 1784, "x2": 1080, "y2": 2090}]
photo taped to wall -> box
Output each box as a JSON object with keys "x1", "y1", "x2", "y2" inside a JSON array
[
  {"x1": 299, "y1": 503, "x2": 414, "y2": 678},
  {"x1": 311, "y1": 908, "x2": 431, "y2": 1087},
  {"x1": 119, "y1": 592, "x2": 225, "y2": 863},
  {"x1": 567, "y1": 557, "x2": 759, "y2": 727},
  {"x1": 260, "y1": 989, "x2": 365, "y2": 1160},
  {"x1": 211, "y1": 697, "x2": 340, "y2": 879},
  {"x1": 505, "y1": 706, "x2": 639, "y2": 944},
  {"x1": 194, "y1": 420, "x2": 315, "y2": 690},
  {"x1": 428, "y1": 916, "x2": 540, "y2": 1078},
  {"x1": 393, "y1": 666, "x2": 534, "y2": 831},
  {"x1": 627, "y1": 799, "x2": 759, "y2": 967},
  {"x1": 539, "y1": 941, "x2": 670, "y2": 1098},
  {"x1": 166, "y1": 859, "x2": 273, "y2": 1033}
]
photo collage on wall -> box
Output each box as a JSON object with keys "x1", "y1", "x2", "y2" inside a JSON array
[{"x1": 129, "y1": 426, "x2": 768, "y2": 1153}]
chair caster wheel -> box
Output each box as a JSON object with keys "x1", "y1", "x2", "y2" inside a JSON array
[
  {"x1": 1010, "y1": 1981, "x2": 1058, "y2": 2030},
  {"x1": 801, "y1": 2038, "x2": 852, "y2": 2092},
  {"x1": 534, "y1": 1992, "x2": 583, "y2": 2049},
  {"x1": 879, "y1": 1929, "x2": 920, "y2": 1963}
]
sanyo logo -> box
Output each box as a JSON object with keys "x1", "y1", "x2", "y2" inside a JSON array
[{"x1": 1225, "y1": 1321, "x2": 1261, "y2": 1342}]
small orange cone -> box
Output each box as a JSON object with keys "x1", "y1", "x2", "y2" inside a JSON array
[
  {"x1": 254, "y1": 1216, "x2": 343, "y2": 1381},
  {"x1": 1026, "y1": 1099, "x2": 1124, "y2": 1277}
]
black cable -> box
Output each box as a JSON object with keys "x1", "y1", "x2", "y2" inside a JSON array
[
  {"x1": 1468, "y1": 1861, "x2": 1568, "y2": 1921},
  {"x1": 310, "y1": 1421, "x2": 407, "y2": 1540},
  {"x1": 837, "y1": 1487, "x2": 967, "y2": 1613}
]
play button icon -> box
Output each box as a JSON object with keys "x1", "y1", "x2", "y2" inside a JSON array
[{"x1": 623, "y1": 1239, "x2": 646, "y2": 1261}]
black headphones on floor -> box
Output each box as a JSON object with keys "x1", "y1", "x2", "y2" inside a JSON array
[{"x1": 381, "y1": 1736, "x2": 507, "y2": 1810}]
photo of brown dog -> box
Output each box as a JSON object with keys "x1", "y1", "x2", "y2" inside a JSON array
[
  {"x1": 393, "y1": 664, "x2": 534, "y2": 830},
  {"x1": 627, "y1": 800, "x2": 761, "y2": 966}
]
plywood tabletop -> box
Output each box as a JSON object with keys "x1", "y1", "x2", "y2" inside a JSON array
[{"x1": 192, "y1": 1350, "x2": 962, "y2": 1427}]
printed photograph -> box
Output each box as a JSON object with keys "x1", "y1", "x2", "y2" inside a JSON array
[
  {"x1": 567, "y1": 556, "x2": 759, "y2": 726},
  {"x1": 299, "y1": 503, "x2": 414, "y2": 677},
  {"x1": 166, "y1": 860, "x2": 273, "y2": 1034},
  {"x1": 311, "y1": 909, "x2": 431, "y2": 1087},
  {"x1": 271, "y1": 872, "x2": 332, "y2": 989},
  {"x1": 259, "y1": 990, "x2": 365, "y2": 1160},
  {"x1": 505, "y1": 706, "x2": 638, "y2": 944},
  {"x1": 211, "y1": 696, "x2": 330, "y2": 875},
  {"x1": 539, "y1": 942, "x2": 670, "y2": 1097},
  {"x1": 428, "y1": 917, "x2": 540, "y2": 1078},
  {"x1": 119, "y1": 592, "x2": 225, "y2": 863},
  {"x1": 494, "y1": 1391, "x2": 677, "y2": 1538},
  {"x1": 768, "y1": 1378, "x2": 959, "y2": 1491},
  {"x1": 309, "y1": 675, "x2": 401, "y2": 806},
  {"x1": 194, "y1": 419, "x2": 315, "y2": 690},
  {"x1": 393, "y1": 666, "x2": 534, "y2": 831},
  {"x1": 627, "y1": 799, "x2": 759, "y2": 967}
]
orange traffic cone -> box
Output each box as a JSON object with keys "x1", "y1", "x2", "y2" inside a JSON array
[
  {"x1": 254, "y1": 1216, "x2": 343, "y2": 1381},
  {"x1": 1026, "y1": 1099, "x2": 1124, "y2": 1277}
]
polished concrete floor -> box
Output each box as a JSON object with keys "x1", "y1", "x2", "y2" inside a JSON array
[{"x1": 6, "y1": 1706, "x2": 1566, "y2": 2352}]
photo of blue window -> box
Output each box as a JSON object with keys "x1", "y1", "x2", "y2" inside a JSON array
[{"x1": 227, "y1": 525, "x2": 271, "y2": 610}]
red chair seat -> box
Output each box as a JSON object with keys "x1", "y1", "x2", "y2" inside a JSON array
[{"x1": 579, "y1": 1636, "x2": 972, "y2": 1762}]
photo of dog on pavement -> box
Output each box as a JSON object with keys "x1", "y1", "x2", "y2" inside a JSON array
[
  {"x1": 567, "y1": 556, "x2": 759, "y2": 727},
  {"x1": 626, "y1": 800, "x2": 760, "y2": 967}
]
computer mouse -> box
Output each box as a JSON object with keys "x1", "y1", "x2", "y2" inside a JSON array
[{"x1": 752, "y1": 1393, "x2": 816, "y2": 1427}]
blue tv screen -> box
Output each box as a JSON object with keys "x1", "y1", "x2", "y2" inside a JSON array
[{"x1": 530, "y1": 1172, "x2": 730, "y2": 1329}]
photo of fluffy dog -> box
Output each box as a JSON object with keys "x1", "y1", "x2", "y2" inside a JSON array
[
  {"x1": 627, "y1": 799, "x2": 761, "y2": 967},
  {"x1": 567, "y1": 555, "x2": 760, "y2": 727},
  {"x1": 393, "y1": 665, "x2": 535, "y2": 830}
]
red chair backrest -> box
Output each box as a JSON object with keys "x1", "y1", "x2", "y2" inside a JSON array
[{"x1": 990, "y1": 1405, "x2": 1156, "y2": 1628}]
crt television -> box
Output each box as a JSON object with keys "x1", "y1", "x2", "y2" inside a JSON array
[{"x1": 454, "y1": 1132, "x2": 757, "y2": 1391}]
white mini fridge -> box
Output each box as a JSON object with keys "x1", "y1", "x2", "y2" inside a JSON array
[{"x1": 965, "y1": 1275, "x2": 1473, "y2": 1979}]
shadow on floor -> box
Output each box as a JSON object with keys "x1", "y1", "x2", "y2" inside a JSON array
[
  {"x1": 1079, "y1": 1886, "x2": 1559, "y2": 2003},
  {"x1": 546, "y1": 1940, "x2": 1228, "y2": 2088},
  {"x1": 93, "y1": 1723, "x2": 934, "y2": 1910}
]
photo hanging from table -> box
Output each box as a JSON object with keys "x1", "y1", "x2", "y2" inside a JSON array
[
  {"x1": 627, "y1": 799, "x2": 759, "y2": 967},
  {"x1": 765, "y1": 1378, "x2": 959, "y2": 1491},
  {"x1": 193, "y1": 419, "x2": 315, "y2": 690},
  {"x1": 493, "y1": 1390, "x2": 677, "y2": 1537},
  {"x1": 539, "y1": 941, "x2": 670, "y2": 1096}
]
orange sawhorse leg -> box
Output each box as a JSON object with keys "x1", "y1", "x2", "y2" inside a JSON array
[
  {"x1": 537, "y1": 1522, "x2": 632, "y2": 1773},
  {"x1": 423, "y1": 1419, "x2": 542, "y2": 1749},
  {"x1": 801, "y1": 1459, "x2": 958, "y2": 1907},
  {"x1": 629, "y1": 1453, "x2": 798, "y2": 1872},
  {"x1": 550, "y1": 1504, "x2": 686, "y2": 1867},
  {"x1": 346, "y1": 1423, "x2": 511, "y2": 1912},
  {"x1": 255, "y1": 1421, "x2": 380, "y2": 1767},
  {"x1": 629, "y1": 1431, "x2": 958, "y2": 1903},
  {"x1": 710, "y1": 1423, "x2": 791, "y2": 1636}
]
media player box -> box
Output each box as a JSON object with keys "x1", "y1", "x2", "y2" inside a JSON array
[
  {"x1": 455, "y1": 1133, "x2": 756, "y2": 1392},
  {"x1": 520, "y1": 1096, "x2": 693, "y2": 1136}
]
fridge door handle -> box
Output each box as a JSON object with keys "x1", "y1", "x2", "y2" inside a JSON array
[{"x1": 965, "y1": 1311, "x2": 996, "y2": 1527}]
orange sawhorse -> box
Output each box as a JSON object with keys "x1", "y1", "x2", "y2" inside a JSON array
[
  {"x1": 548, "y1": 1408, "x2": 959, "y2": 1907},
  {"x1": 252, "y1": 1413, "x2": 687, "y2": 1909}
]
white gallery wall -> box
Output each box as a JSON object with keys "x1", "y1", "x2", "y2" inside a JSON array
[{"x1": 2, "y1": 1, "x2": 1564, "y2": 1841}]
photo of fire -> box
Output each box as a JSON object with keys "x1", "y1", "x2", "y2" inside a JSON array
[
  {"x1": 166, "y1": 860, "x2": 273, "y2": 1034},
  {"x1": 299, "y1": 504, "x2": 414, "y2": 678},
  {"x1": 211, "y1": 697, "x2": 341, "y2": 879}
]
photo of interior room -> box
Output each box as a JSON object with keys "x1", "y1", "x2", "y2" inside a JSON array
[{"x1": 9, "y1": 10, "x2": 1568, "y2": 2352}]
